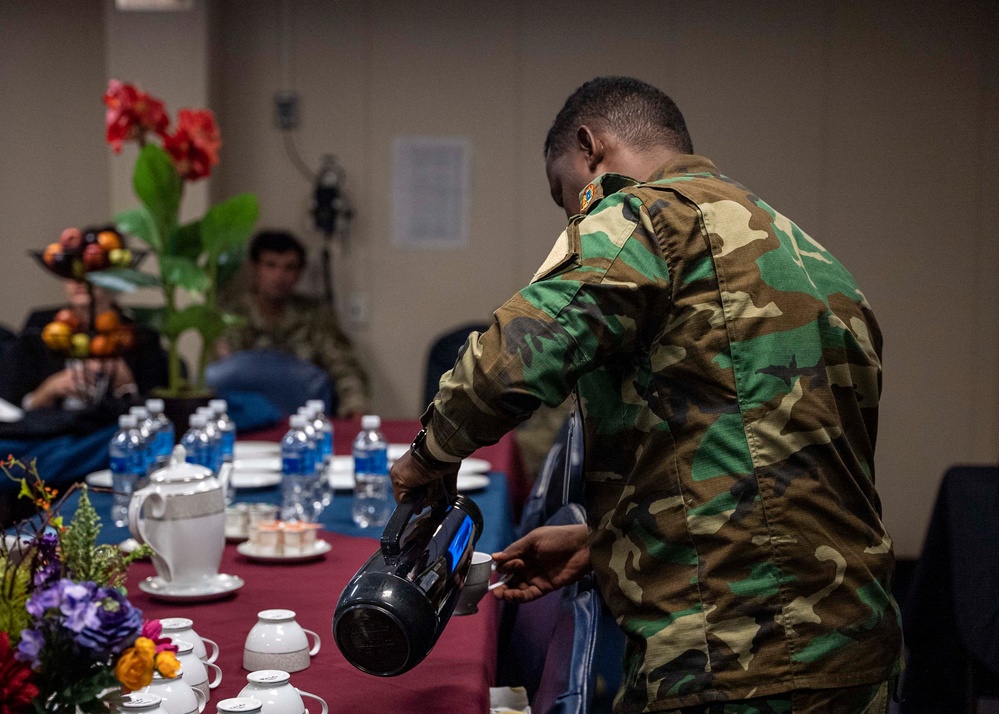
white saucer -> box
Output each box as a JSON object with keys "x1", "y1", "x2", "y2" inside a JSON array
[
  {"x1": 234, "y1": 456, "x2": 281, "y2": 472},
  {"x1": 327, "y1": 472, "x2": 489, "y2": 492},
  {"x1": 387, "y1": 443, "x2": 411, "y2": 461},
  {"x1": 138, "y1": 573, "x2": 244, "y2": 602},
  {"x1": 234, "y1": 441, "x2": 281, "y2": 458},
  {"x1": 231, "y1": 470, "x2": 282, "y2": 489},
  {"x1": 85, "y1": 469, "x2": 112, "y2": 488},
  {"x1": 236, "y1": 539, "x2": 332, "y2": 563}
]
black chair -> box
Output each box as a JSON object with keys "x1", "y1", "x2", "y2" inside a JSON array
[
  {"x1": 422, "y1": 322, "x2": 489, "y2": 409},
  {"x1": 518, "y1": 410, "x2": 585, "y2": 537}
]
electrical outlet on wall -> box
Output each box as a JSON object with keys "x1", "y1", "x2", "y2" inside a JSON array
[
  {"x1": 274, "y1": 91, "x2": 299, "y2": 130},
  {"x1": 347, "y1": 292, "x2": 368, "y2": 326}
]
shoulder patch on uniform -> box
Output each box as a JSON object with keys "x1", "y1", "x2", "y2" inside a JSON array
[
  {"x1": 579, "y1": 183, "x2": 596, "y2": 213},
  {"x1": 531, "y1": 228, "x2": 578, "y2": 284}
]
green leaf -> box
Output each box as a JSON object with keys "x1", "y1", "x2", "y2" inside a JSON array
[
  {"x1": 172, "y1": 220, "x2": 202, "y2": 261},
  {"x1": 128, "y1": 305, "x2": 167, "y2": 333},
  {"x1": 216, "y1": 246, "x2": 245, "y2": 289},
  {"x1": 133, "y1": 144, "x2": 181, "y2": 243},
  {"x1": 160, "y1": 255, "x2": 210, "y2": 294},
  {"x1": 115, "y1": 207, "x2": 160, "y2": 251},
  {"x1": 165, "y1": 304, "x2": 232, "y2": 343},
  {"x1": 86, "y1": 268, "x2": 161, "y2": 293},
  {"x1": 200, "y1": 193, "x2": 259, "y2": 259}
]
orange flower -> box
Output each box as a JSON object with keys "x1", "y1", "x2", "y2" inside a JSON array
[
  {"x1": 154, "y1": 650, "x2": 181, "y2": 679},
  {"x1": 115, "y1": 637, "x2": 156, "y2": 691}
]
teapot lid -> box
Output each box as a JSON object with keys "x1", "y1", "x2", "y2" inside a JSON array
[{"x1": 149, "y1": 445, "x2": 213, "y2": 483}]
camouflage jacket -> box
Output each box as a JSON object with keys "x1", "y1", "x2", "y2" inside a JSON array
[
  {"x1": 221, "y1": 293, "x2": 370, "y2": 418},
  {"x1": 425, "y1": 155, "x2": 902, "y2": 710}
]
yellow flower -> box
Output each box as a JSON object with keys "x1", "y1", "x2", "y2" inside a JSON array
[
  {"x1": 155, "y1": 650, "x2": 181, "y2": 679},
  {"x1": 115, "y1": 639, "x2": 156, "y2": 691}
]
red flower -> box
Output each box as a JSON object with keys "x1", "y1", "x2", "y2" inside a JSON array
[
  {"x1": 0, "y1": 632, "x2": 38, "y2": 714},
  {"x1": 141, "y1": 619, "x2": 178, "y2": 655},
  {"x1": 162, "y1": 109, "x2": 221, "y2": 181},
  {"x1": 104, "y1": 80, "x2": 169, "y2": 153}
]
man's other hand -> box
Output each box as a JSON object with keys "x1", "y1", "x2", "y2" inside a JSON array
[
  {"x1": 490, "y1": 524, "x2": 590, "y2": 603},
  {"x1": 390, "y1": 449, "x2": 459, "y2": 504}
]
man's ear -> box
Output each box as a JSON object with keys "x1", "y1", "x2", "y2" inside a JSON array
[{"x1": 576, "y1": 125, "x2": 606, "y2": 173}]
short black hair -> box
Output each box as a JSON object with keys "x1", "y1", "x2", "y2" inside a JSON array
[
  {"x1": 249, "y1": 230, "x2": 306, "y2": 266},
  {"x1": 544, "y1": 76, "x2": 693, "y2": 158}
]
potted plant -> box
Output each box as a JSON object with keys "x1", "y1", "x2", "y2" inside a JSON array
[{"x1": 89, "y1": 81, "x2": 258, "y2": 424}]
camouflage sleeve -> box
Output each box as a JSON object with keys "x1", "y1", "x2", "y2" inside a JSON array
[
  {"x1": 313, "y1": 310, "x2": 371, "y2": 417},
  {"x1": 425, "y1": 192, "x2": 670, "y2": 460}
]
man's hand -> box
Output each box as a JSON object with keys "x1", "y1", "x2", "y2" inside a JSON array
[
  {"x1": 389, "y1": 449, "x2": 459, "y2": 504},
  {"x1": 490, "y1": 524, "x2": 590, "y2": 603},
  {"x1": 28, "y1": 369, "x2": 80, "y2": 408}
]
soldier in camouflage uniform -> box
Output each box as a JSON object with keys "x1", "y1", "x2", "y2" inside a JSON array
[
  {"x1": 391, "y1": 77, "x2": 902, "y2": 712},
  {"x1": 218, "y1": 231, "x2": 370, "y2": 418}
]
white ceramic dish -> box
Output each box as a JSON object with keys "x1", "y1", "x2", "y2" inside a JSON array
[
  {"x1": 233, "y1": 441, "x2": 281, "y2": 458},
  {"x1": 138, "y1": 573, "x2": 244, "y2": 602},
  {"x1": 327, "y1": 472, "x2": 489, "y2": 492},
  {"x1": 85, "y1": 469, "x2": 112, "y2": 488},
  {"x1": 236, "y1": 539, "x2": 332, "y2": 563},
  {"x1": 230, "y1": 470, "x2": 282, "y2": 490},
  {"x1": 234, "y1": 456, "x2": 282, "y2": 472},
  {"x1": 327, "y1": 456, "x2": 491, "y2": 477}
]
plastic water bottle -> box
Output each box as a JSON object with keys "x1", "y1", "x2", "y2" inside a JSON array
[
  {"x1": 181, "y1": 413, "x2": 212, "y2": 469},
  {"x1": 352, "y1": 415, "x2": 391, "y2": 528},
  {"x1": 197, "y1": 407, "x2": 223, "y2": 473},
  {"x1": 129, "y1": 406, "x2": 157, "y2": 475},
  {"x1": 296, "y1": 406, "x2": 320, "y2": 475},
  {"x1": 306, "y1": 399, "x2": 334, "y2": 465},
  {"x1": 109, "y1": 414, "x2": 146, "y2": 527},
  {"x1": 208, "y1": 399, "x2": 236, "y2": 464},
  {"x1": 300, "y1": 404, "x2": 333, "y2": 508},
  {"x1": 145, "y1": 398, "x2": 175, "y2": 467},
  {"x1": 282, "y1": 414, "x2": 316, "y2": 521}
]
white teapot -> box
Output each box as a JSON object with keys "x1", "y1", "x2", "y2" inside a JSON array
[{"x1": 129, "y1": 445, "x2": 231, "y2": 586}]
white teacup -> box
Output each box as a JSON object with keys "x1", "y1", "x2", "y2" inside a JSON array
[
  {"x1": 175, "y1": 640, "x2": 222, "y2": 702},
  {"x1": 117, "y1": 693, "x2": 169, "y2": 714},
  {"x1": 239, "y1": 670, "x2": 329, "y2": 714},
  {"x1": 160, "y1": 618, "x2": 219, "y2": 664},
  {"x1": 216, "y1": 699, "x2": 262, "y2": 713},
  {"x1": 139, "y1": 670, "x2": 207, "y2": 714},
  {"x1": 454, "y1": 551, "x2": 508, "y2": 616},
  {"x1": 243, "y1": 609, "x2": 321, "y2": 673}
]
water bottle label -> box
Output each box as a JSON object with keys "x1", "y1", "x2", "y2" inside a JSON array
[
  {"x1": 156, "y1": 430, "x2": 173, "y2": 457},
  {"x1": 369, "y1": 449, "x2": 388, "y2": 475},
  {"x1": 322, "y1": 432, "x2": 333, "y2": 459},
  {"x1": 353, "y1": 453, "x2": 369, "y2": 476},
  {"x1": 109, "y1": 454, "x2": 130, "y2": 475},
  {"x1": 222, "y1": 431, "x2": 236, "y2": 457},
  {"x1": 283, "y1": 456, "x2": 303, "y2": 475}
]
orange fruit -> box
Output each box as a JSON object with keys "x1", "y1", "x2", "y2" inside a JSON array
[
  {"x1": 41, "y1": 321, "x2": 72, "y2": 351},
  {"x1": 96, "y1": 231, "x2": 122, "y2": 251},
  {"x1": 94, "y1": 310, "x2": 120, "y2": 333},
  {"x1": 90, "y1": 334, "x2": 115, "y2": 357},
  {"x1": 42, "y1": 242, "x2": 62, "y2": 267}
]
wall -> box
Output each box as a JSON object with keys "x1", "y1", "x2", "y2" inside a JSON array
[
  {"x1": 0, "y1": 0, "x2": 111, "y2": 326},
  {"x1": 0, "y1": 0, "x2": 995, "y2": 557}
]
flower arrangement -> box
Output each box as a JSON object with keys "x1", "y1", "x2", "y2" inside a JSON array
[
  {"x1": 0, "y1": 458, "x2": 178, "y2": 712},
  {"x1": 90, "y1": 80, "x2": 259, "y2": 397}
]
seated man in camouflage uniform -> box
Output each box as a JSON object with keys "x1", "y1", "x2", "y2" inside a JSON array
[
  {"x1": 391, "y1": 77, "x2": 902, "y2": 713},
  {"x1": 216, "y1": 231, "x2": 369, "y2": 418}
]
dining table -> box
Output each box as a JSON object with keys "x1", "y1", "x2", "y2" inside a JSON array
[{"x1": 60, "y1": 418, "x2": 521, "y2": 714}]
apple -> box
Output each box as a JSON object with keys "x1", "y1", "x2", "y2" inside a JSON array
[
  {"x1": 41, "y1": 322, "x2": 72, "y2": 352},
  {"x1": 54, "y1": 308, "x2": 82, "y2": 332},
  {"x1": 82, "y1": 243, "x2": 108, "y2": 271},
  {"x1": 60, "y1": 228, "x2": 83, "y2": 250},
  {"x1": 70, "y1": 333, "x2": 90, "y2": 358},
  {"x1": 109, "y1": 248, "x2": 133, "y2": 267}
]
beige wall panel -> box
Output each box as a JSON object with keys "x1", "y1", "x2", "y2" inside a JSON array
[{"x1": 0, "y1": 0, "x2": 110, "y2": 330}]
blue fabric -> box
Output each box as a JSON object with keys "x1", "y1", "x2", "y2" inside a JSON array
[
  {"x1": 205, "y1": 349, "x2": 334, "y2": 417},
  {"x1": 64, "y1": 468, "x2": 515, "y2": 555},
  {"x1": 0, "y1": 425, "x2": 117, "y2": 494},
  {"x1": 212, "y1": 390, "x2": 283, "y2": 432}
]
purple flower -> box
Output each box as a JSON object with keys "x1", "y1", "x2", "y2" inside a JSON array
[
  {"x1": 31, "y1": 531, "x2": 60, "y2": 588},
  {"x1": 15, "y1": 628, "x2": 45, "y2": 668},
  {"x1": 25, "y1": 581, "x2": 63, "y2": 618},
  {"x1": 59, "y1": 581, "x2": 97, "y2": 633},
  {"x1": 74, "y1": 587, "x2": 143, "y2": 652}
]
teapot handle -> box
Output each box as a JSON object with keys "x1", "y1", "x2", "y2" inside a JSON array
[
  {"x1": 216, "y1": 461, "x2": 233, "y2": 502},
  {"x1": 128, "y1": 488, "x2": 170, "y2": 581},
  {"x1": 380, "y1": 485, "x2": 448, "y2": 558}
]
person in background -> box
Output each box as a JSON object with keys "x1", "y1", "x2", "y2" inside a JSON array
[
  {"x1": 391, "y1": 77, "x2": 901, "y2": 712},
  {"x1": 0, "y1": 279, "x2": 168, "y2": 410},
  {"x1": 215, "y1": 230, "x2": 369, "y2": 418}
]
